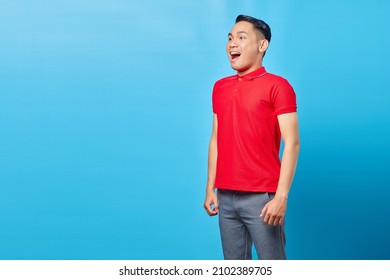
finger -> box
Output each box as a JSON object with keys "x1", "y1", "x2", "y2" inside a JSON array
[
  {"x1": 267, "y1": 213, "x2": 280, "y2": 226},
  {"x1": 203, "y1": 202, "x2": 212, "y2": 215},
  {"x1": 263, "y1": 213, "x2": 270, "y2": 224},
  {"x1": 203, "y1": 201, "x2": 211, "y2": 213},
  {"x1": 214, "y1": 199, "x2": 219, "y2": 213},
  {"x1": 209, "y1": 205, "x2": 217, "y2": 216},
  {"x1": 260, "y1": 205, "x2": 267, "y2": 218},
  {"x1": 268, "y1": 215, "x2": 276, "y2": 225},
  {"x1": 204, "y1": 202, "x2": 217, "y2": 216},
  {"x1": 209, "y1": 207, "x2": 218, "y2": 216}
]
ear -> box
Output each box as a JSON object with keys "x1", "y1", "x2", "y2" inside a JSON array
[{"x1": 258, "y1": 39, "x2": 269, "y2": 54}]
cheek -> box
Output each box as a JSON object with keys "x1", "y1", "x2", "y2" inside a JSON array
[{"x1": 245, "y1": 46, "x2": 260, "y2": 58}]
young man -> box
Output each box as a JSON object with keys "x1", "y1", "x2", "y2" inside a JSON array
[{"x1": 203, "y1": 15, "x2": 300, "y2": 260}]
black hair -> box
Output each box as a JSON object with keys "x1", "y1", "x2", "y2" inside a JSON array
[{"x1": 235, "y1": 15, "x2": 271, "y2": 43}]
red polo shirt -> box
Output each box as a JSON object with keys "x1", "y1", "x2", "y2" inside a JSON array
[{"x1": 212, "y1": 67, "x2": 297, "y2": 192}]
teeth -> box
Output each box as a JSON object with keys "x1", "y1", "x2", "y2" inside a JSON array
[{"x1": 230, "y1": 52, "x2": 241, "y2": 60}]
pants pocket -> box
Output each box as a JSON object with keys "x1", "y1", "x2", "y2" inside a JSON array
[{"x1": 266, "y1": 192, "x2": 275, "y2": 201}]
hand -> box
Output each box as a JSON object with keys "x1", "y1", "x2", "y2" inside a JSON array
[
  {"x1": 204, "y1": 189, "x2": 219, "y2": 216},
  {"x1": 260, "y1": 195, "x2": 287, "y2": 226}
]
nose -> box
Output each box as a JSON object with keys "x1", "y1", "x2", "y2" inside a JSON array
[{"x1": 227, "y1": 39, "x2": 238, "y2": 49}]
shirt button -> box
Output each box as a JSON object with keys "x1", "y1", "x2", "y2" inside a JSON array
[{"x1": 238, "y1": 78, "x2": 242, "y2": 81}]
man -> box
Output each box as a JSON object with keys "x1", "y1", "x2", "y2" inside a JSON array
[{"x1": 203, "y1": 15, "x2": 300, "y2": 260}]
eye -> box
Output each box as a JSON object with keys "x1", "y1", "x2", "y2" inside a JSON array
[{"x1": 239, "y1": 36, "x2": 246, "y2": 40}]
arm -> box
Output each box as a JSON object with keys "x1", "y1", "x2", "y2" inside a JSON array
[
  {"x1": 203, "y1": 114, "x2": 219, "y2": 216},
  {"x1": 260, "y1": 112, "x2": 300, "y2": 225}
]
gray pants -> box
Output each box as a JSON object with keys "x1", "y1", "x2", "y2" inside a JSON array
[{"x1": 218, "y1": 189, "x2": 286, "y2": 260}]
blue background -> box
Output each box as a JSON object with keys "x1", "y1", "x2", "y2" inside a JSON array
[{"x1": 1, "y1": 0, "x2": 389, "y2": 259}]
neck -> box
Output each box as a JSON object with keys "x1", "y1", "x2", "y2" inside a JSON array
[{"x1": 237, "y1": 63, "x2": 263, "y2": 76}]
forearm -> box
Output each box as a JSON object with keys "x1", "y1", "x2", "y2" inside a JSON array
[
  {"x1": 276, "y1": 141, "x2": 300, "y2": 199},
  {"x1": 206, "y1": 137, "x2": 217, "y2": 192},
  {"x1": 204, "y1": 116, "x2": 219, "y2": 216},
  {"x1": 206, "y1": 114, "x2": 218, "y2": 192}
]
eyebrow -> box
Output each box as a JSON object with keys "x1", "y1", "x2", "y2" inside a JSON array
[{"x1": 228, "y1": 31, "x2": 249, "y2": 36}]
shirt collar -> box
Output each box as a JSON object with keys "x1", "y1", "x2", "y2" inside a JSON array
[{"x1": 235, "y1": 67, "x2": 267, "y2": 80}]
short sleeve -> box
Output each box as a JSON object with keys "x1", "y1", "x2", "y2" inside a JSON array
[
  {"x1": 211, "y1": 82, "x2": 218, "y2": 114},
  {"x1": 272, "y1": 78, "x2": 297, "y2": 115}
]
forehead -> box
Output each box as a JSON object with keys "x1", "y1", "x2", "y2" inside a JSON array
[{"x1": 229, "y1": 21, "x2": 257, "y2": 35}]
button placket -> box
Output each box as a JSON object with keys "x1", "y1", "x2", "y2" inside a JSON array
[{"x1": 233, "y1": 78, "x2": 242, "y2": 98}]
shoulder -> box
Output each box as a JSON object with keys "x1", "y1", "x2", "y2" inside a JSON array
[
  {"x1": 263, "y1": 73, "x2": 295, "y2": 96},
  {"x1": 214, "y1": 74, "x2": 236, "y2": 87},
  {"x1": 264, "y1": 73, "x2": 292, "y2": 87}
]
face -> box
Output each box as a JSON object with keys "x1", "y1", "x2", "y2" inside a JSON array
[{"x1": 226, "y1": 21, "x2": 266, "y2": 76}]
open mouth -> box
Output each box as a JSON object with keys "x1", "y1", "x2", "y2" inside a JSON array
[{"x1": 230, "y1": 52, "x2": 241, "y2": 60}]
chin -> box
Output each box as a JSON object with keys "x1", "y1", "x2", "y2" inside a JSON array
[
  {"x1": 230, "y1": 64, "x2": 243, "y2": 71},
  {"x1": 231, "y1": 65, "x2": 248, "y2": 73}
]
